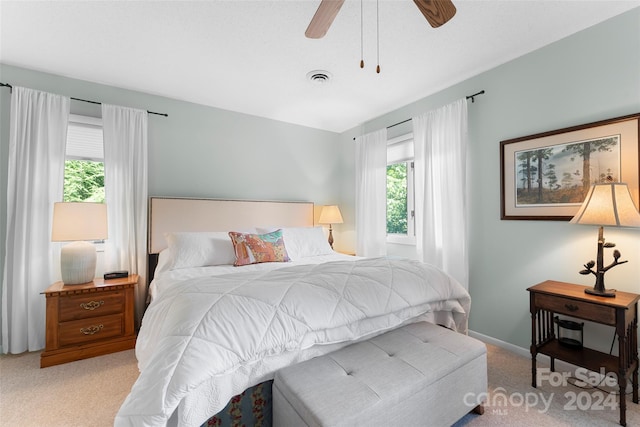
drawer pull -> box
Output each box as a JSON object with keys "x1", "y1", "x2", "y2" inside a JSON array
[
  {"x1": 80, "y1": 324, "x2": 104, "y2": 335},
  {"x1": 564, "y1": 304, "x2": 579, "y2": 312},
  {"x1": 80, "y1": 300, "x2": 104, "y2": 311}
]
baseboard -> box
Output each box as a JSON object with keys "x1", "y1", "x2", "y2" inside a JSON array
[
  {"x1": 468, "y1": 330, "x2": 530, "y2": 358},
  {"x1": 468, "y1": 329, "x2": 636, "y2": 392},
  {"x1": 468, "y1": 330, "x2": 582, "y2": 373}
]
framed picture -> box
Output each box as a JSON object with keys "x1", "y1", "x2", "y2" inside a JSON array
[{"x1": 500, "y1": 113, "x2": 640, "y2": 220}]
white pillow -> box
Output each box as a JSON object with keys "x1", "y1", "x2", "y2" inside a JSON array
[
  {"x1": 154, "y1": 248, "x2": 173, "y2": 274},
  {"x1": 256, "y1": 226, "x2": 333, "y2": 260},
  {"x1": 164, "y1": 231, "x2": 237, "y2": 270}
]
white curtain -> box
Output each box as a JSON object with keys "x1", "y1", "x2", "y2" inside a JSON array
[
  {"x1": 413, "y1": 98, "x2": 469, "y2": 289},
  {"x1": 355, "y1": 128, "x2": 387, "y2": 257},
  {"x1": 102, "y1": 104, "x2": 148, "y2": 325},
  {"x1": 2, "y1": 87, "x2": 70, "y2": 353}
]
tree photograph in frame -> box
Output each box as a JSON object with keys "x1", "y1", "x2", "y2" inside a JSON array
[{"x1": 501, "y1": 113, "x2": 640, "y2": 220}]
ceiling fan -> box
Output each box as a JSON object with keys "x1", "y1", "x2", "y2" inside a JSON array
[{"x1": 305, "y1": 0, "x2": 457, "y2": 39}]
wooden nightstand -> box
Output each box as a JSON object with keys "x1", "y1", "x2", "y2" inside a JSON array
[
  {"x1": 528, "y1": 280, "x2": 639, "y2": 426},
  {"x1": 40, "y1": 275, "x2": 138, "y2": 368}
]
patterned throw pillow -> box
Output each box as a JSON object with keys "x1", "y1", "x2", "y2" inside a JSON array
[{"x1": 228, "y1": 230, "x2": 290, "y2": 267}]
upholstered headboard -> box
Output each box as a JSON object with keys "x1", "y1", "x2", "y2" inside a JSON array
[
  {"x1": 146, "y1": 197, "x2": 315, "y2": 282},
  {"x1": 148, "y1": 197, "x2": 315, "y2": 254}
]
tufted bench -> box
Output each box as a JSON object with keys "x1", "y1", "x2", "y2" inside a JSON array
[{"x1": 273, "y1": 321, "x2": 487, "y2": 427}]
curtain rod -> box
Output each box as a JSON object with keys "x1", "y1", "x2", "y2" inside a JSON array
[
  {"x1": 352, "y1": 90, "x2": 485, "y2": 140},
  {"x1": 386, "y1": 90, "x2": 485, "y2": 129},
  {"x1": 0, "y1": 82, "x2": 168, "y2": 117}
]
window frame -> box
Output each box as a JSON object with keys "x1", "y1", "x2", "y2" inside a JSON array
[{"x1": 386, "y1": 133, "x2": 416, "y2": 246}]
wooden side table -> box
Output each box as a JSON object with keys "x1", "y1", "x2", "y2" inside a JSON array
[
  {"x1": 40, "y1": 275, "x2": 138, "y2": 368},
  {"x1": 528, "y1": 280, "x2": 639, "y2": 426}
]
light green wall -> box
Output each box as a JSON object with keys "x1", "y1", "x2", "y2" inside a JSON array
[
  {"x1": 0, "y1": 64, "x2": 347, "y2": 201},
  {"x1": 0, "y1": 65, "x2": 350, "y2": 349},
  {"x1": 340, "y1": 8, "x2": 640, "y2": 352}
]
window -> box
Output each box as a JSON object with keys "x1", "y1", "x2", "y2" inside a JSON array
[
  {"x1": 386, "y1": 133, "x2": 415, "y2": 245},
  {"x1": 64, "y1": 115, "x2": 105, "y2": 247},
  {"x1": 64, "y1": 115, "x2": 104, "y2": 203}
]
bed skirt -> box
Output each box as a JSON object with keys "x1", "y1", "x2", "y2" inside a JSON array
[{"x1": 201, "y1": 381, "x2": 273, "y2": 427}]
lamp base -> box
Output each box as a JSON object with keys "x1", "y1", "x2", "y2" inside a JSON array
[
  {"x1": 584, "y1": 287, "x2": 616, "y2": 298},
  {"x1": 60, "y1": 241, "x2": 96, "y2": 285},
  {"x1": 327, "y1": 225, "x2": 334, "y2": 249}
]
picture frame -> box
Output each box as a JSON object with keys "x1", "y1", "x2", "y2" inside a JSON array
[{"x1": 500, "y1": 113, "x2": 640, "y2": 220}]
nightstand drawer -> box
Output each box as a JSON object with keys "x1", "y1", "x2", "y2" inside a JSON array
[
  {"x1": 534, "y1": 293, "x2": 615, "y2": 325},
  {"x1": 58, "y1": 314, "x2": 124, "y2": 347},
  {"x1": 59, "y1": 291, "x2": 124, "y2": 322}
]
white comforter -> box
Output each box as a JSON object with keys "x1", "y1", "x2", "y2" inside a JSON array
[{"x1": 115, "y1": 257, "x2": 470, "y2": 427}]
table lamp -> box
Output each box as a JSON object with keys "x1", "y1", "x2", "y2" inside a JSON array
[
  {"x1": 52, "y1": 202, "x2": 108, "y2": 285},
  {"x1": 319, "y1": 205, "x2": 343, "y2": 249},
  {"x1": 569, "y1": 182, "x2": 640, "y2": 297}
]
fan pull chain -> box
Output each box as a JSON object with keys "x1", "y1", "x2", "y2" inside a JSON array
[
  {"x1": 376, "y1": 0, "x2": 380, "y2": 73},
  {"x1": 360, "y1": 0, "x2": 364, "y2": 68}
]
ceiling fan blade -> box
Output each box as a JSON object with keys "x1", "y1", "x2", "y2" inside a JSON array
[
  {"x1": 305, "y1": 0, "x2": 346, "y2": 39},
  {"x1": 413, "y1": 0, "x2": 457, "y2": 28}
]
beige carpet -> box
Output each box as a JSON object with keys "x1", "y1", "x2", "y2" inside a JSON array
[
  {"x1": 1, "y1": 344, "x2": 638, "y2": 426},
  {"x1": 0, "y1": 349, "x2": 138, "y2": 427},
  {"x1": 455, "y1": 344, "x2": 639, "y2": 426}
]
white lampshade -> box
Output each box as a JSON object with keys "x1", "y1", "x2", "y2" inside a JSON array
[
  {"x1": 52, "y1": 202, "x2": 108, "y2": 285},
  {"x1": 570, "y1": 183, "x2": 640, "y2": 227},
  {"x1": 52, "y1": 202, "x2": 108, "y2": 241},
  {"x1": 318, "y1": 205, "x2": 344, "y2": 225}
]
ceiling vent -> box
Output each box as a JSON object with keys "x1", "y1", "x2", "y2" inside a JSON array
[{"x1": 307, "y1": 70, "x2": 332, "y2": 84}]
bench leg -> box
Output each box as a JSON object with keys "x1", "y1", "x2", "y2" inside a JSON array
[{"x1": 472, "y1": 404, "x2": 485, "y2": 415}]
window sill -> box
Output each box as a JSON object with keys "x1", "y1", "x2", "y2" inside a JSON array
[{"x1": 386, "y1": 234, "x2": 416, "y2": 246}]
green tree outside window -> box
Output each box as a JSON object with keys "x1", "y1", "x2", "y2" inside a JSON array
[
  {"x1": 64, "y1": 160, "x2": 105, "y2": 203},
  {"x1": 387, "y1": 163, "x2": 408, "y2": 234}
]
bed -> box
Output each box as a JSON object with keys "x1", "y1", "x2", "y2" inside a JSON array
[{"x1": 115, "y1": 197, "x2": 472, "y2": 427}]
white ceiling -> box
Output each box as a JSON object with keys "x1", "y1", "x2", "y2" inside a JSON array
[{"x1": 1, "y1": 1, "x2": 638, "y2": 133}]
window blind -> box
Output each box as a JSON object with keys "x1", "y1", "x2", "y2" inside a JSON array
[
  {"x1": 387, "y1": 133, "x2": 414, "y2": 164},
  {"x1": 66, "y1": 115, "x2": 103, "y2": 160}
]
